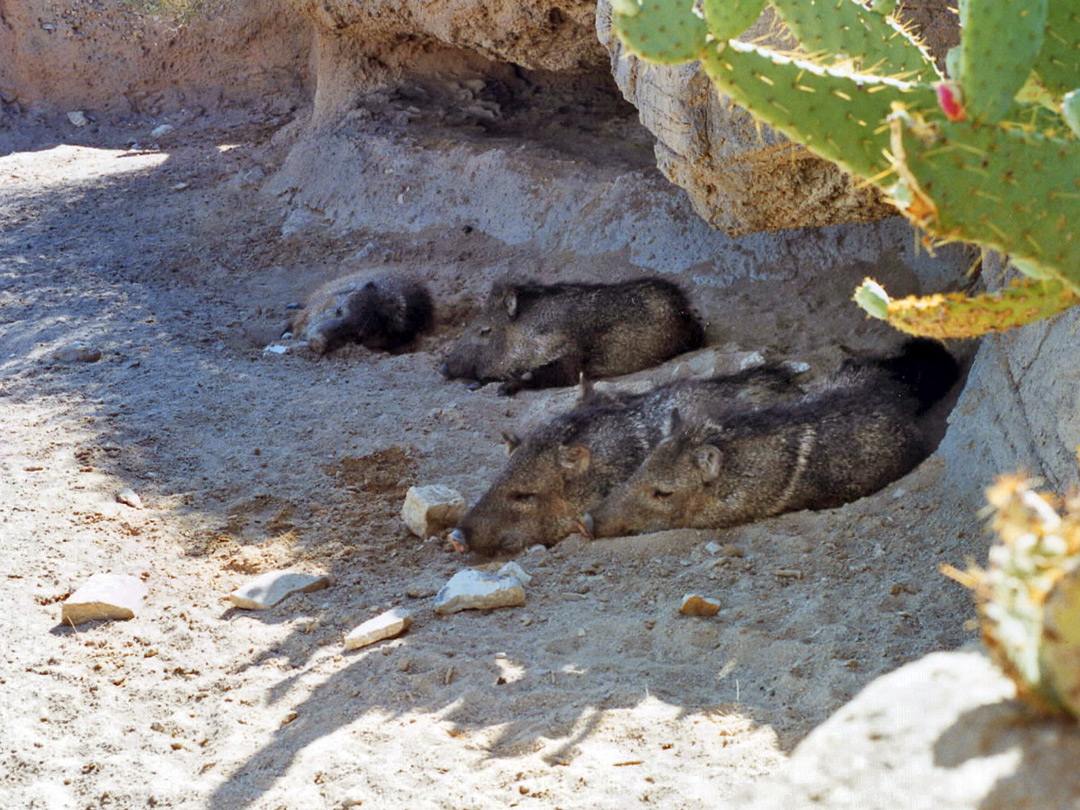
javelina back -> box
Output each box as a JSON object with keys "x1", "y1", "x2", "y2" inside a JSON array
[
  {"x1": 440, "y1": 278, "x2": 704, "y2": 395},
  {"x1": 584, "y1": 339, "x2": 960, "y2": 538},
  {"x1": 449, "y1": 364, "x2": 802, "y2": 555},
  {"x1": 290, "y1": 273, "x2": 433, "y2": 355}
]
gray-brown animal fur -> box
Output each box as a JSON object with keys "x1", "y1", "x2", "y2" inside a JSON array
[
  {"x1": 449, "y1": 364, "x2": 802, "y2": 556},
  {"x1": 290, "y1": 273, "x2": 433, "y2": 355},
  {"x1": 584, "y1": 339, "x2": 960, "y2": 538},
  {"x1": 440, "y1": 278, "x2": 704, "y2": 395}
]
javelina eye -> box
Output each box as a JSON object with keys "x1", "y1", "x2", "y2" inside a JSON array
[
  {"x1": 510, "y1": 492, "x2": 537, "y2": 503},
  {"x1": 478, "y1": 326, "x2": 492, "y2": 337},
  {"x1": 652, "y1": 488, "x2": 673, "y2": 500},
  {"x1": 334, "y1": 308, "x2": 344, "y2": 317}
]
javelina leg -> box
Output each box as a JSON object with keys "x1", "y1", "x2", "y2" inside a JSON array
[{"x1": 496, "y1": 354, "x2": 584, "y2": 397}]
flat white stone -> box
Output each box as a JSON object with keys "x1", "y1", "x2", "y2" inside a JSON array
[
  {"x1": 497, "y1": 561, "x2": 533, "y2": 585},
  {"x1": 434, "y1": 570, "x2": 525, "y2": 615},
  {"x1": 679, "y1": 593, "x2": 721, "y2": 617},
  {"x1": 67, "y1": 110, "x2": 89, "y2": 127},
  {"x1": 704, "y1": 541, "x2": 723, "y2": 556},
  {"x1": 62, "y1": 573, "x2": 148, "y2": 625},
  {"x1": 228, "y1": 570, "x2": 331, "y2": 610},
  {"x1": 150, "y1": 124, "x2": 175, "y2": 138},
  {"x1": 401, "y1": 485, "x2": 466, "y2": 538},
  {"x1": 262, "y1": 344, "x2": 290, "y2": 355},
  {"x1": 344, "y1": 608, "x2": 413, "y2": 650}
]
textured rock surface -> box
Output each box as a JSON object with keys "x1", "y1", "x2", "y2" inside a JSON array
[
  {"x1": 61, "y1": 573, "x2": 148, "y2": 625},
  {"x1": 740, "y1": 650, "x2": 1080, "y2": 810},
  {"x1": 0, "y1": 0, "x2": 311, "y2": 116},
  {"x1": 344, "y1": 608, "x2": 413, "y2": 650},
  {"x1": 401, "y1": 485, "x2": 467, "y2": 538},
  {"x1": 434, "y1": 570, "x2": 526, "y2": 614},
  {"x1": 593, "y1": 1, "x2": 960, "y2": 236},
  {"x1": 228, "y1": 571, "x2": 331, "y2": 610}
]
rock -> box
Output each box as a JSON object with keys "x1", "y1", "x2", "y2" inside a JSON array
[
  {"x1": 116, "y1": 488, "x2": 144, "y2": 509},
  {"x1": 66, "y1": 110, "x2": 88, "y2": 127},
  {"x1": 679, "y1": 594, "x2": 721, "y2": 617},
  {"x1": 401, "y1": 485, "x2": 466, "y2": 538},
  {"x1": 434, "y1": 569, "x2": 525, "y2": 615},
  {"x1": 51, "y1": 342, "x2": 102, "y2": 363},
  {"x1": 736, "y1": 650, "x2": 1080, "y2": 810},
  {"x1": 405, "y1": 583, "x2": 437, "y2": 599},
  {"x1": 228, "y1": 570, "x2": 331, "y2": 610},
  {"x1": 149, "y1": 124, "x2": 175, "y2": 138},
  {"x1": 498, "y1": 561, "x2": 532, "y2": 586},
  {"x1": 262, "y1": 344, "x2": 290, "y2": 355},
  {"x1": 62, "y1": 573, "x2": 148, "y2": 625},
  {"x1": 344, "y1": 607, "x2": 413, "y2": 650},
  {"x1": 704, "y1": 542, "x2": 723, "y2": 556}
]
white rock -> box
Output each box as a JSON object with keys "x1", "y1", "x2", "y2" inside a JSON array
[
  {"x1": 229, "y1": 570, "x2": 331, "y2": 610},
  {"x1": 401, "y1": 485, "x2": 466, "y2": 538},
  {"x1": 704, "y1": 541, "x2": 723, "y2": 556},
  {"x1": 679, "y1": 593, "x2": 721, "y2": 617},
  {"x1": 737, "y1": 351, "x2": 766, "y2": 371},
  {"x1": 67, "y1": 110, "x2": 89, "y2": 127},
  {"x1": 344, "y1": 608, "x2": 413, "y2": 650},
  {"x1": 62, "y1": 573, "x2": 148, "y2": 625},
  {"x1": 150, "y1": 124, "x2": 175, "y2": 138},
  {"x1": 785, "y1": 360, "x2": 811, "y2": 374},
  {"x1": 262, "y1": 344, "x2": 290, "y2": 355},
  {"x1": 116, "y1": 488, "x2": 144, "y2": 509},
  {"x1": 434, "y1": 570, "x2": 525, "y2": 615},
  {"x1": 51, "y1": 342, "x2": 101, "y2": 363},
  {"x1": 497, "y1": 561, "x2": 533, "y2": 586}
]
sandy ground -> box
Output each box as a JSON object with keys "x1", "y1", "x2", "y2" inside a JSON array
[{"x1": 0, "y1": 109, "x2": 985, "y2": 810}]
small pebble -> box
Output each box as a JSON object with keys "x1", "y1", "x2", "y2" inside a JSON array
[
  {"x1": 704, "y1": 542, "x2": 723, "y2": 556},
  {"x1": 679, "y1": 594, "x2": 721, "y2": 617},
  {"x1": 497, "y1": 561, "x2": 532, "y2": 586},
  {"x1": 116, "y1": 488, "x2": 143, "y2": 509},
  {"x1": 67, "y1": 110, "x2": 88, "y2": 127},
  {"x1": 150, "y1": 124, "x2": 175, "y2": 138},
  {"x1": 51, "y1": 342, "x2": 102, "y2": 363}
]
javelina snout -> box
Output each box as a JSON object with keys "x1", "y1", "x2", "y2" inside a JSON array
[{"x1": 441, "y1": 278, "x2": 704, "y2": 394}]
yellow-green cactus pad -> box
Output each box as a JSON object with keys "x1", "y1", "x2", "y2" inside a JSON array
[{"x1": 853, "y1": 277, "x2": 1080, "y2": 338}]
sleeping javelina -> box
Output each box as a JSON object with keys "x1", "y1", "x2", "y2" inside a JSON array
[
  {"x1": 449, "y1": 364, "x2": 802, "y2": 555},
  {"x1": 583, "y1": 339, "x2": 960, "y2": 538},
  {"x1": 440, "y1": 278, "x2": 704, "y2": 395},
  {"x1": 290, "y1": 273, "x2": 433, "y2": 355}
]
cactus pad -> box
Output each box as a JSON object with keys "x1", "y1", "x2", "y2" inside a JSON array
[
  {"x1": 702, "y1": 0, "x2": 768, "y2": 42},
  {"x1": 770, "y1": 0, "x2": 939, "y2": 83},
  {"x1": 701, "y1": 40, "x2": 938, "y2": 180},
  {"x1": 853, "y1": 277, "x2": 1080, "y2": 338},
  {"x1": 889, "y1": 111, "x2": 1080, "y2": 290},
  {"x1": 611, "y1": 0, "x2": 707, "y2": 65},
  {"x1": 957, "y1": 0, "x2": 1047, "y2": 124}
]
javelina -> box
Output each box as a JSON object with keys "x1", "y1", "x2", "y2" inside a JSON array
[
  {"x1": 290, "y1": 273, "x2": 433, "y2": 355},
  {"x1": 440, "y1": 278, "x2": 704, "y2": 395},
  {"x1": 448, "y1": 364, "x2": 802, "y2": 555},
  {"x1": 583, "y1": 339, "x2": 960, "y2": 538}
]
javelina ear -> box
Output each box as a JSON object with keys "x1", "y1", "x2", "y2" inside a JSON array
[
  {"x1": 503, "y1": 288, "x2": 519, "y2": 319},
  {"x1": 695, "y1": 445, "x2": 722, "y2": 481},
  {"x1": 560, "y1": 444, "x2": 591, "y2": 475},
  {"x1": 501, "y1": 431, "x2": 522, "y2": 455},
  {"x1": 664, "y1": 408, "x2": 683, "y2": 437}
]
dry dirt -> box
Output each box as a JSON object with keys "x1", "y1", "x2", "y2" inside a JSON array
[{"x1": 0, "y1": 107, "x2": 984, "y2": 810}]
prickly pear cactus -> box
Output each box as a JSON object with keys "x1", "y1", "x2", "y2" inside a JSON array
[
  {"x1": 852, "y1": 277, "x2": 1080, "y2": 339},
  {"x1": 610, "y1": 0, "x2": 1080, "y2": 336},
  {"x1": 943, "y1": 475, "x2": 1080, "y2": 717}
]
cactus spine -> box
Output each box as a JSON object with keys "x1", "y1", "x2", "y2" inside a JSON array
[{"x1": 612, "y1": 0, "x2": 1080, "y2": 336}]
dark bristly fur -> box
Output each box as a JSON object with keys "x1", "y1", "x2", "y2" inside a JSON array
[
  {"x1": 440, "y1": 278, "x2": 704, "y2": 395},
  {"x1": 452, "y1": 365, "x2": 802, "y2": 555},
  {"x1": 291, "y1": 273, "x2": 433, "y2": 355},
  {"x1": 585, "y1": 339, "x2": 961, "y2": 538}
]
